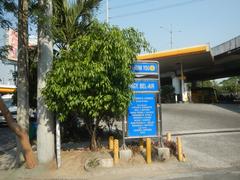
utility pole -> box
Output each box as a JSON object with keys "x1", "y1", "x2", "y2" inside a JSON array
[
  {"x1": 160, "y1": 24, "x2": 181, "y2": 49},
  {"x1": 106, "y1": 0, "x2": 109, "y2": 23}
]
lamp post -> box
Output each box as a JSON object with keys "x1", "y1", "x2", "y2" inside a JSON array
[{"x1": 160, "y1": 24, "x2": 181, "y2": 49}]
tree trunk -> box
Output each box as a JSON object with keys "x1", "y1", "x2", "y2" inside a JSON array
[
  {"x1": 88, "y1": 119, "x2": 101, "y2": 151},
  {"x1": 0, "y1": 96, "x2": 36, "y2": 169},
  {"x1": 90, "y1": 131, "x2": 98, "y2": 151},
  {"x1": 37, "y1": 0, "x2": 55, "y2": 163},
  {"x1": 17, "y1": 0, "x2": 29, "y2": 166}
]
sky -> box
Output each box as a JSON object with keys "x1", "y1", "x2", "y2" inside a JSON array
[{"x1": 97, "y1": 0, "x2": 240, "y2": 51}]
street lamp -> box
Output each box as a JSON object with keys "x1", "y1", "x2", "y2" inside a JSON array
[{"x1": 160, "y1": 24, "x2": 181, "y2": 49}]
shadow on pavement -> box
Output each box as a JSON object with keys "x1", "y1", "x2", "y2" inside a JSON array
[{"x1": 214, "y1": 104, "x2": 240, "y2": 114}]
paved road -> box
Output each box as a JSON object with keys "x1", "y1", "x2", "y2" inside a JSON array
[
  {"x1": 162, "y1": 103, "x2": 240, "y2": 133},
  {"x1": 0, "y1": 126, "x2": 16, "y2": 152},
  {"x1": 160, "y1": 104, "x2": 240, "y2": 180}
]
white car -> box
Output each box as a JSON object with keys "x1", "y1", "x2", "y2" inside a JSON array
[{"x1": 0, "y1": 94, "x2": 17, "y2": 124}]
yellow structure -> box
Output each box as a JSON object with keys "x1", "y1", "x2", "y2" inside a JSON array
[
  {"x1": 137, "y1": 45, "x2": 209, "y2": 61},
  {"x1": 146, "y1": 138, "x2": 152, "y2": 164},
  {"x1": 0, "y1": 85, "x2": 16, "y2": 93},
  {"x1": 113, "y1": 139, "x2": 119, "y2": 164},
  {"x1": 176, "y1": 136, "x2": 183, "y2": 162},
  {"x1": 139, "y1": 138, "x2": 144, "y2": 150},
  {"x1": 167, "y1": 132, "x2": 172, "y2": 142},
  {"x1": 109, "y1": 136, "x2": 114, "y2": 150}
]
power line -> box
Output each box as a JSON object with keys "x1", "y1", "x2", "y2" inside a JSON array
[
  {"x1": 110, "y1": 0, "x2": 204, "y2": 19},
  {"x1": 110, "y1": 0, "x2": 160, "y2": 10}
]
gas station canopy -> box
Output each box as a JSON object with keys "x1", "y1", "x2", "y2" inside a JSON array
[
  {"x1": 137, "y1": 45, "x2": 213, "y2": 76},
  {"x1": 137, "y1": 36, "x2": 240, "y2": 82}
]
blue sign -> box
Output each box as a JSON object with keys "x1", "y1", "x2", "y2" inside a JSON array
[
  {"x1": 128, "y1": 93, "x2": 157, "y2": 137},
  {"x1": 130, "y1": 79, "x2": 159, "y2": 92},
  {"x1": 132, "y1": 62, "x2": 158, "y2": 74}
]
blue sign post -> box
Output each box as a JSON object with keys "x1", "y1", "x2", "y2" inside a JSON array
[
  {"x1": 125, "y1": 61, "x2": 161, "y2": 140},
  {"x1": 128, "y1": 94, "x2": 157, "y2": 137}
]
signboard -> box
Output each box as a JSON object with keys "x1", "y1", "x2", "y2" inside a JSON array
[
  {"x1": 128, "y1": 93, "x2": 157, "y2": 137},
  {"x1": 130, "y1": 79, "x2": 159, "y2": 92},
  {"x1": 131, "y1": 62, "x2": 158, "y2": 75}
]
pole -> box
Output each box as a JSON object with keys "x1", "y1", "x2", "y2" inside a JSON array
[
  {"x1": 122, "y1": 115, "x2": 126, "y2": 149},
  {"x1": 106, "y1": 0, "x2": 109, "y2": 23},
  {"x1": 56, "y1": 119, "x2": 61, "y2": 168},
  {"x1": 170, "y1": 24, "x2": 173, "y2": 49},
  {"x1": 146, "y1": 138, "x2": 152, "y2": 164},
  {"x1": 177, "y1": 136, "x2": 183, "y2": 161},
  {"x1": 158, "y1": 62, "x2": 163, "y2": 147},
  {"x1": 114, "y1": 139, "x2": 119, "y2": 164},
  {"x1": 180, "y1": 63, "x2": 184, "y2": 102},
  {"x1": 160, "y1": 25, "x2": 181, "y2": 49}
]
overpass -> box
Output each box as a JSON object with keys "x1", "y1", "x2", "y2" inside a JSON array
[{"x1": 137, "y1": 35, "x2": 240, "y2": 102}]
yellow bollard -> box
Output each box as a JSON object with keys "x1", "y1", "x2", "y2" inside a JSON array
[
  {"x1": 146, "y1": 138, "x2": 152, "y2": 164},
  {"x1": 167, "y1": 132, "x2": 172, "y2": 142},
  {"x1": 109, "y1": 136, "x2": 114, "y2": 150},
  {"x1": 176, "y1": 136, "x2": 183, "y2": 162},
  {"x1": 139, "y1": 138, "x2": 144, "y2": 150},
  {"x1": 113, "y1": 139, "x2": 119, "y2": 164}
]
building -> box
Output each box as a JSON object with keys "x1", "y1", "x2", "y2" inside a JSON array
[{"x1": 0, "y1": 28, "x2": 17, "y2": 93}]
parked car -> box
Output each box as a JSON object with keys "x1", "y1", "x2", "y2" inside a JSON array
[{"x1": 0, "y1": 94, "x2": 17, "y2": 124}]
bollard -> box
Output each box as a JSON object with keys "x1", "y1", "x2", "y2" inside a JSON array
[
  {"x1": 176, "y1": 136, "x2": 183, "y2": 162},
  {"x1": 109, "y1": 136, "x2": 114, "y2": 150},
  {"x1": 146, "y1": 138, "x2": 152, "y2": 164},
  {"x1": 113, "y1": 139, "x2": 119, "y2": 164},
  {"x1": 167, "y1": 132, "x2": 172, "y2": 142},
  {"x1": 139, "y1": 138, "x2": 144, "y2": 150}
]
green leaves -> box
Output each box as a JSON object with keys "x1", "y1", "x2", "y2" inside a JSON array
[{"x1": 43, "y1": 21, "x2": 149, "y2": 122}]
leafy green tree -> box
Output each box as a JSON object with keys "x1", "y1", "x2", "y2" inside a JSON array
[
  {"x1": 220, "y1": 76, "x2": 240, "y2": 94},
  {"x1": 43, "y1": 22, "x2": 150, "y2": 150}
]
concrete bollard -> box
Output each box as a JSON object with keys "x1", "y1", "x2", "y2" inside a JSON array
[
  {"x1": 113, "y1": 139, "x2": 119, "y2": 164},
  {"x1": 109, "y1": 136, "x2": 114, "y2": 150},
  {"x1": 146, "y1": 138, "x2": 152, "y2": 164},
  {"x1": 176, "y1": 136, "x2": 183, "y2": 162},
  {"x1": 167, "y1": 132, "x2": 172, "y2": 142}
]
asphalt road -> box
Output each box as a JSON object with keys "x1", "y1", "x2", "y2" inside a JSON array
[
  {"x1": 160, "y1": 103, "x2": 240, "y2": 180},
  {"x1": 162, "y1": 103, "x2": 240, "y2": 133}
]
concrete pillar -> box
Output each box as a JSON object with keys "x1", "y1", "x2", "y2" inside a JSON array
[{"x1": 172, "y1": 76, "x2": 181, "y2": 102}]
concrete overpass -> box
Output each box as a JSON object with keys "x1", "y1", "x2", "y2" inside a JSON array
[{"x1": 137, "y1": 35, "x2": 240, "y2": 101}]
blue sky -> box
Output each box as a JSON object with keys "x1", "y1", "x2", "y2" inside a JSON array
[{"x1": 97, "y1": 0, "x2": 240, "y2": 51}]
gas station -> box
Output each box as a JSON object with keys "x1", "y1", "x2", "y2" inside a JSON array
[{"x1": 137, "y1": 35, "x2": 240, "y2": 102}]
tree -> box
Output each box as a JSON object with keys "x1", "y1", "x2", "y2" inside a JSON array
[
  {"x1": 16, "y1": 0, "x2": 30, "y2": 166},
  {"x1": 0, "y1": 0, "x2": 36, "y2": 168},
  {"x1": 0, "y1": 96, "x2": 36, "y2": 168},
  {"x1": 220, "y1": 76, "x2": 240, "y2": 95},
  {"x1": 36, "y1": 0, "x2": 55, "y2": 163},
  {"x1": 52, "y1": 0, "x2": 101, "y2": 50},
  {"x1": 43, "y1": 22, "x2": 150, "y2": 150}
]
